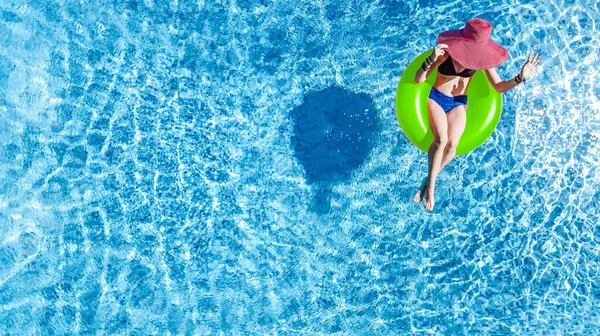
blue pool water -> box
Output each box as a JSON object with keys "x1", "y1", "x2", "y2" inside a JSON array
[{"x1": 1, "y1": 0, "x2": 600, "y2": 334}]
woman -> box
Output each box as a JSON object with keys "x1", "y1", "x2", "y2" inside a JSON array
[{"x1": 413, "y1": 18, "x2": 540, "y2": 211}]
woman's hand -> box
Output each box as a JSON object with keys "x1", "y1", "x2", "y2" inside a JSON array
[
  {"x1": 430, "y1": 44, "x2": 448, "y2": 62},
  {"x1": 520, "y1": 52, "x2": 540, "y2": 81}
]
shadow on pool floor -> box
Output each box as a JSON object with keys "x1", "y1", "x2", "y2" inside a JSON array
[{"x1": 290, "y1": 86, "x2": 381, "y2": 213}]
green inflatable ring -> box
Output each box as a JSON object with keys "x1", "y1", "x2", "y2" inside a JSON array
[{"x1": 395, "y1": 50, "x2": 503, "y2": 156}]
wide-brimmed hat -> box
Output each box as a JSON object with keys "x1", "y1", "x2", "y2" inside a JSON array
[{"x1": 436, "y1": 18, "x2": 508, "y2": 70}]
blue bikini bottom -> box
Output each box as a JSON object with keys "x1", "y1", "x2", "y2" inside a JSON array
[{"x1": 428, "y1": 87, "x2": 467, "y2": 113}]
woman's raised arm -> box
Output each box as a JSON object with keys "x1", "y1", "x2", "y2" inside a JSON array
[
  {"x1": 415, "y1": 44, "x2": 449, "y2": 84},
  {"x1": 485, "y1": 52, "x2": 541, "y2": 93}
]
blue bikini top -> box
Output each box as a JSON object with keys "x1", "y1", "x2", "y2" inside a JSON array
[{"x1": 438, "y1": 56, "x2": 476, "y2": 78}]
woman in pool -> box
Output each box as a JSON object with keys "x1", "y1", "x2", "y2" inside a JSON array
[{"x1": 413, "y1": 18, "x2": 540, "y2": 211}]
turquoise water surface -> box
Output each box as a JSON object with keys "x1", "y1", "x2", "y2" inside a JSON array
[{"x1": 1, "y1": 0, "x2": 600, "y2": 334}]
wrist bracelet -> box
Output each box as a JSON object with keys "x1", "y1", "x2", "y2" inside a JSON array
[
  {"x1": 515, "y1": 74, "x2": 523, "y2": 84},
  {"x1": 426, "y1": 56, "x2": 433, "y2": 65},
  {"x1": 421, "y1": 62, "x2": 430, "y2": 71}
]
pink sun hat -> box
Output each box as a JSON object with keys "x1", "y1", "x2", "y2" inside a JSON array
[{"x1": 436, "y1": 18, "x2": 509, "y2": 70}]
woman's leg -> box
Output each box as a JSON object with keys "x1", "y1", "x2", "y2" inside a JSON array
[
  {"x1": 413, "y1": 99, "x2": 448, "y2": 203},
  {"x1": 412, "y1": 176, "x2": 429, "y2": 202},
  {"x1": 439, "y1": 105, "x2": 467, "y2": 170},
  {"x1": 423, "y1": 99, "x2": 449, "y2": 211}
]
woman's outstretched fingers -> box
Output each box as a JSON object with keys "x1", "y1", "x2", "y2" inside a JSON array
[{"x1": 529, "y1": 52, "x2": 540, "y2": 65}]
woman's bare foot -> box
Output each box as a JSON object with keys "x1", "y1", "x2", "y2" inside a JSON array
[
  {"x1": 424, "y1": 185, "x2": 435, "y2": 211},
  {"x1": 412, "y1": 181, "x2": 428, "y2": 203}
]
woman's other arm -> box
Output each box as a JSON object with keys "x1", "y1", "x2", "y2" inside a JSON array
[
  {"x1": 485, "y1": 52, "x2": 541, "y2": 93},
  {"x1": 415, "y1": 44, "x2": 449, "y2": 84}
]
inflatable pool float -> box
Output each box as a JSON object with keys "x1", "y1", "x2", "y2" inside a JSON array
[{"x1": 395, "y1": 50, "x2": 503, "y2": 156}]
